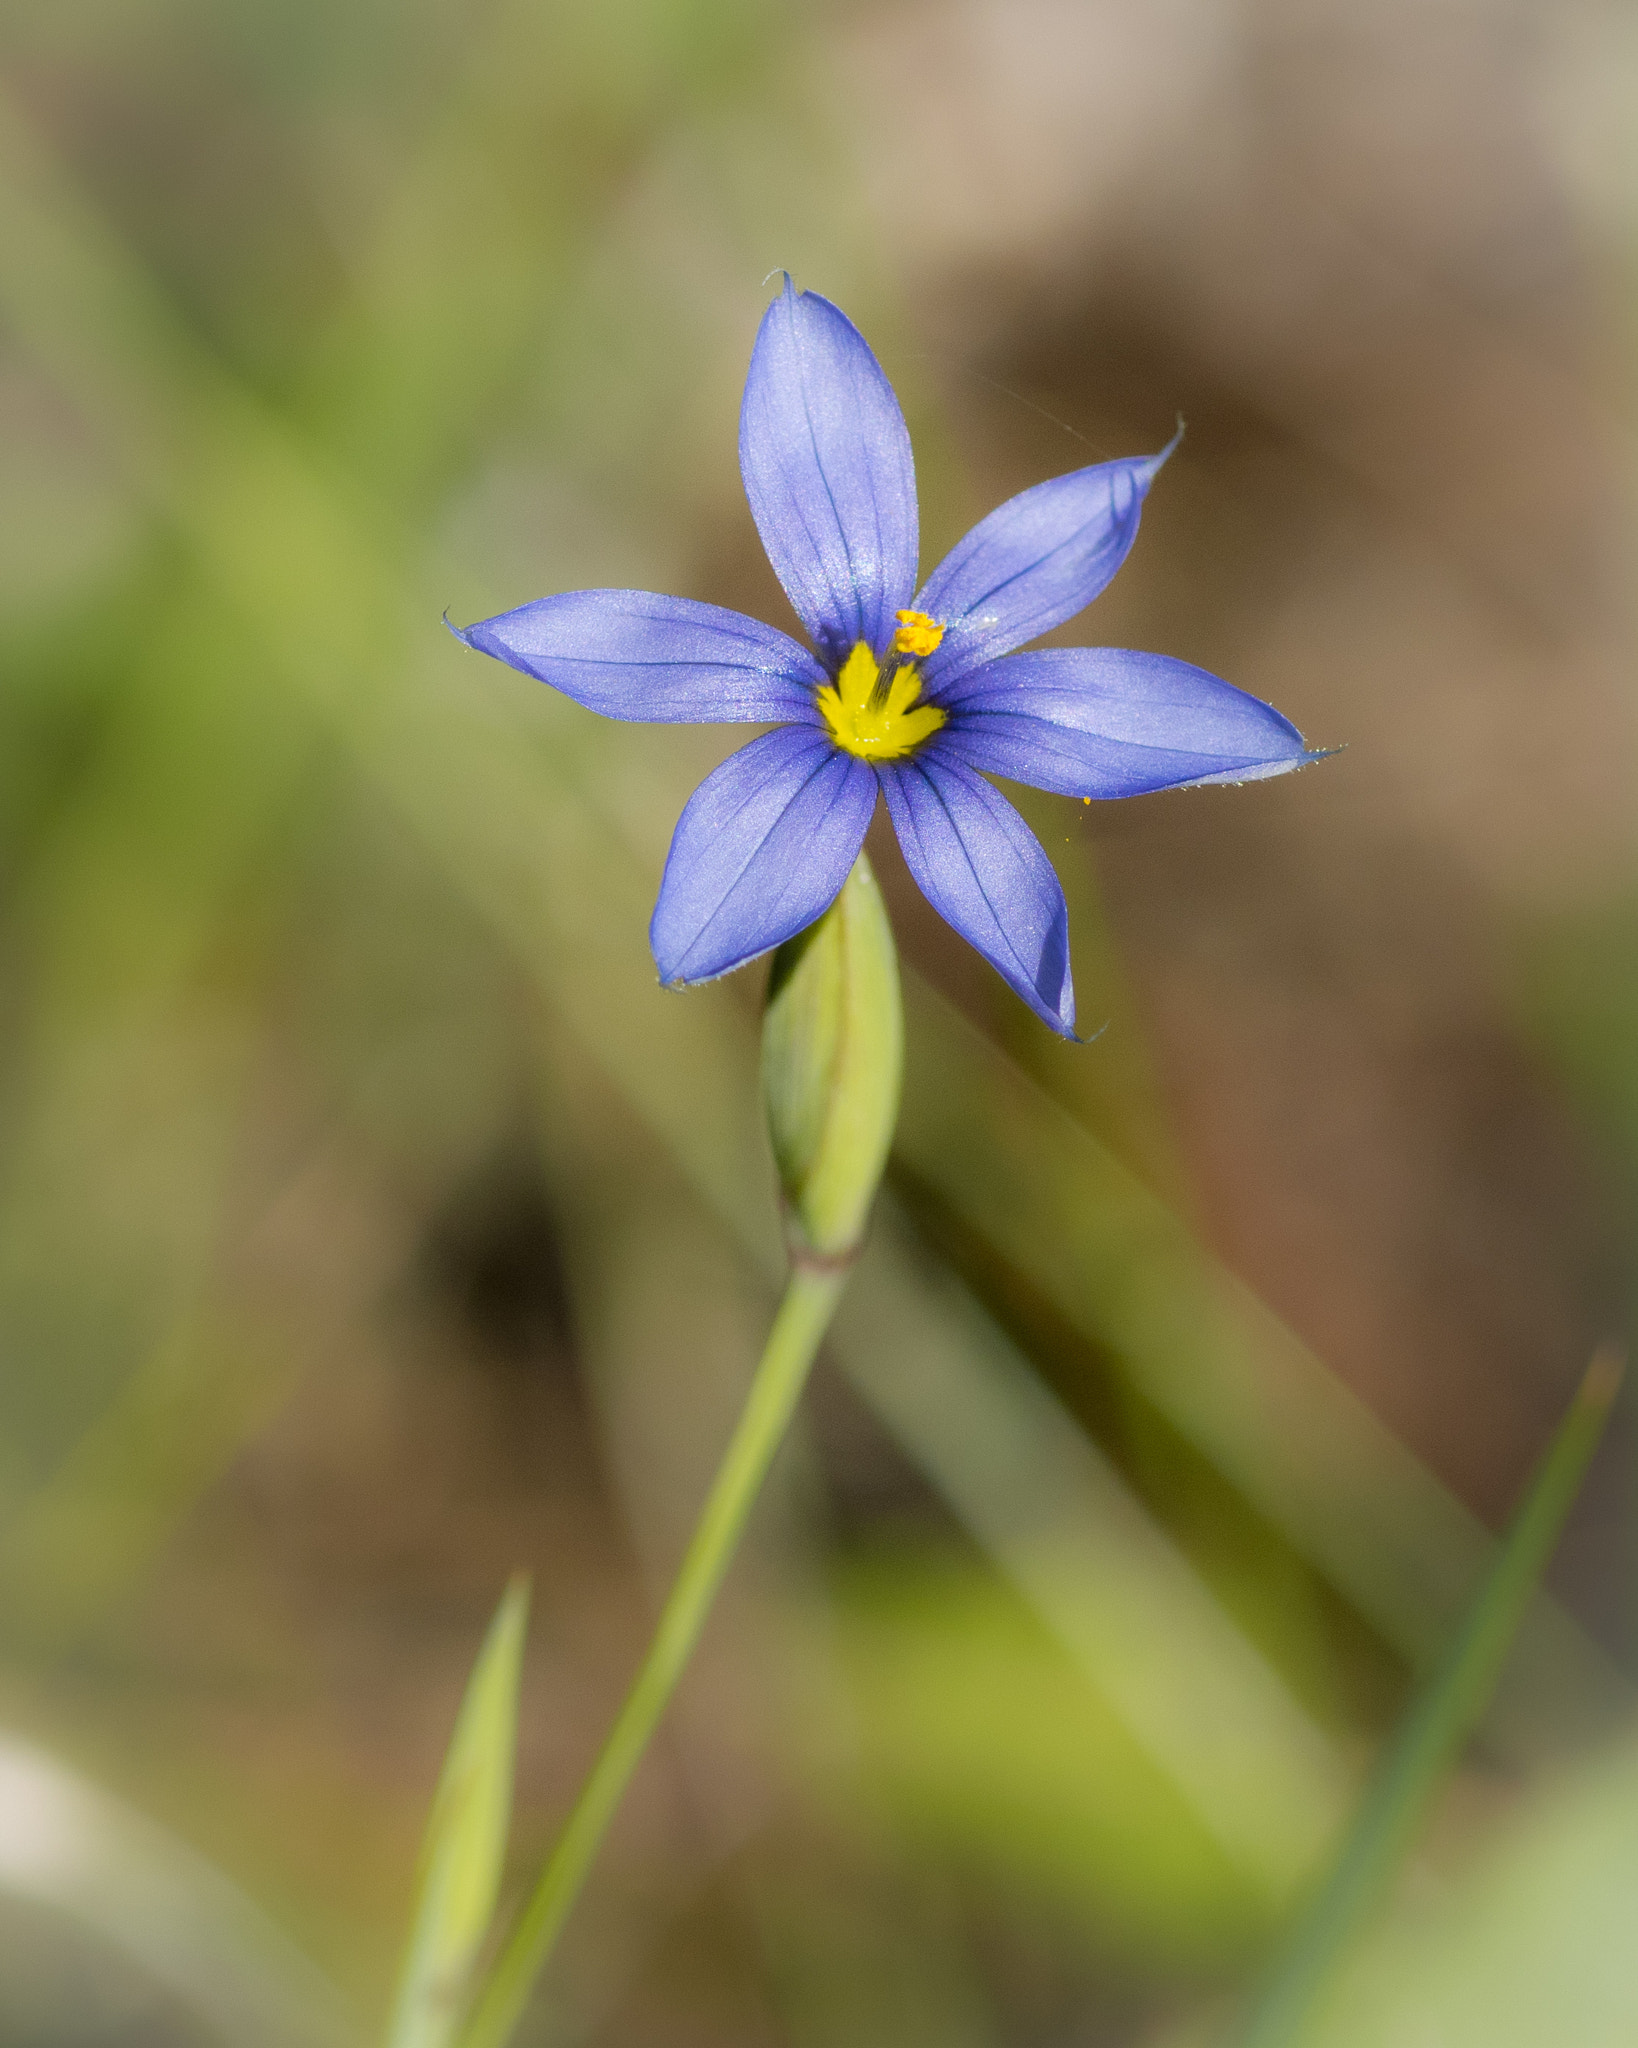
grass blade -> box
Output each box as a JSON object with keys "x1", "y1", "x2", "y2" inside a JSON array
[
  {"x1": 1229, "y1": 1343, "x2": 1624, "y2": 2048},
  {"x1": 388, "y1": 1577, "x2": 530, "y2": 2048}
]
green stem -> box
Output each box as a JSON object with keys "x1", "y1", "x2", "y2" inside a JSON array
[
  {"x1": 1229, "y1": 1344, "x2": 1623, "y2": 2048},
  {"x1": 456, "y1": 1261, "x2": 851, "y2": 2048}
]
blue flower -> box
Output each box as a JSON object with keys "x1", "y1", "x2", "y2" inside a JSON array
[{"x1": 455, "y1": 279, "x2": 1322, "y2": 1038}]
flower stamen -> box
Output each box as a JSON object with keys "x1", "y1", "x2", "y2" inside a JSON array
[
  {"x1": 892, "y1": 609, "x2": 944, "y2": 657},
  {"x1": 817, "y1": 641, "x2": 946, "y2": 760}
]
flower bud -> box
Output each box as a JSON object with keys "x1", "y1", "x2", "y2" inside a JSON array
[{"x1": 761, "y1": 853, "x2": 902, "y2": 1261}]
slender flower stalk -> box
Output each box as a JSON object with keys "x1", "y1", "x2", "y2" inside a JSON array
[
  {"x1": 455, "y1": 860, "x2": 901, "y2": 2048},
  {"x1": 456, "y1": 1267, "x2": 847, "y2": 2048}
]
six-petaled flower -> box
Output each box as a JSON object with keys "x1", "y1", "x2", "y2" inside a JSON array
[{"x1": 454, "y1": 279, "x2": 1323, "y2": 1037}]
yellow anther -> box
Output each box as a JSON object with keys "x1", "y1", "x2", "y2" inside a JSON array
[
  {"x1": 817, "y1": 641, "x2": 946, "y2": 761},
  {"x1": 892, "y1": 609, "x2": 944, "y2": 658}
]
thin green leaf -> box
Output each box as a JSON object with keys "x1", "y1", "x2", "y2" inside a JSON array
[
  {"x1": 1229, "y1": 1344, "x2": 1624, "y2": 2048},
  {"x1": 388, "y1": 1576, "x2": 530, "y2": 2048}
]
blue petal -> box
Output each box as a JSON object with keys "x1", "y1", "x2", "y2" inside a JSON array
[
  {"x1": 915, "y1": 433, "x2": 1178, "y2": 692},
  {"x1": 933, "y1": 647, "x2": 1320, "y2": 795},
  {"x1": 454, "y1": 590, "x2": 825, "y2": 723},
  {"x1": 877, "y1": 749, "x2": 1076, "y2": 1037},
  {"x1": 651, "y1": 725, "x2": 878, "y2": 984},
  {"x1": 738, "y1": 278, "x2": 919, "y2": 669}
]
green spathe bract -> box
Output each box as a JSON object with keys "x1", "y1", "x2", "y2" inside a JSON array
[{"x1": 763, "y1": 852, "x2": 902, "y2": 1260}]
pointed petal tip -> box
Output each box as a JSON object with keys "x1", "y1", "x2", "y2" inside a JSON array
[
  {"x1": 1142, "y1": 418, "x2": 1186, "y2": 483},
  {"x1": 1272, "y1": 737, "x2": 1347, "y2": 776},
  {"x1": 1180, "y1": 742, "x2": 1338, "y2": 788},
  {"x1": 762, "y1": 270, "x2": 846, "y2": 321},
  {"x1": 1036, "y1": 981, "x2": 1092, "y2": 1041},
  {"x1": 1031, "y1": 988, "x2": 1080, "y2": 1039}
]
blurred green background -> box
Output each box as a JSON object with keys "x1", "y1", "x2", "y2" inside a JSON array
[{"x1": 0, "y1": 0, "x2": 1636, "y2": 2041}]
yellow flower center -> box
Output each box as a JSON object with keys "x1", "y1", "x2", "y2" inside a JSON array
[{"x1": 816, "y1": 640, "x2": 947, "y2": 761}]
